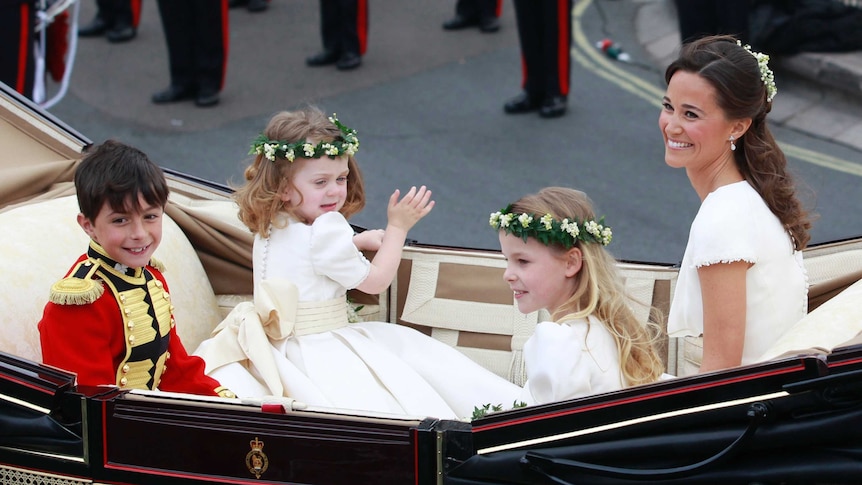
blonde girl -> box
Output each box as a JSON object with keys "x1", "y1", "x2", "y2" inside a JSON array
[{"x1": 493, "y1": 187, "x2": 664, "y2": 404}]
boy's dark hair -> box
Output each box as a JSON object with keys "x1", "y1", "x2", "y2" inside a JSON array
[{"x1": 75, "y1": 140, "x2": 169, "y2": 220}]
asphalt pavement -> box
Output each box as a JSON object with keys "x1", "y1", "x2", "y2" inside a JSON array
[{"x1": 46, "y1": 0, "x2": 862, "y2": 264}]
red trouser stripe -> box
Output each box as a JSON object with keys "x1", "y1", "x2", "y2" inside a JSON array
[
  {"x1": 16, "y1": 3, "x2": 30, "y2": 94},
  {"x1": 556, "y1": 0, "x2": 570, "y2": 96},
  {"x1": 495, "y1": 0, "x2": 503, "y2": 17},
  {"x1": 220, "y1": 0, "x2": 229, "y2": 89},
  {"x1": 131, "y1": 0, "x2": 143, "y2": 27},
  {"x1": 357, "y1": 0, "x2": 369, "y2": 55}
]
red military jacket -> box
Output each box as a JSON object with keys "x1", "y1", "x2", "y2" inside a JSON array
[{"x1": 39, "y1": 241, "x2": 233, "y2": 398}]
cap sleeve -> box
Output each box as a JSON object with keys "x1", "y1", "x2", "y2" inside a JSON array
[
  {"x1": 687, "y1": 187, "x2": 760, "y2": 268},
  {"x1": 309, "y1": 212, "x2": 370, "y2": 289}
]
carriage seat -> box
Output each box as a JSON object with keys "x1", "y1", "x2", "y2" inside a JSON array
[{"x1": 0, "y1": 195, "x2": 223, "y2": 365}]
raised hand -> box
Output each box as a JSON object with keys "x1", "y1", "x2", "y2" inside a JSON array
[{"x1": 387, "y1": 186, "x2": 435, "y2": 232}]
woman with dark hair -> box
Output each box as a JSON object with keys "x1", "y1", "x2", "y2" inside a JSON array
[{"x1": 659, "y1": 35, "x2": 812, "y2": 373}]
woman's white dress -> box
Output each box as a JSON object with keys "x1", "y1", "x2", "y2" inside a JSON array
[
  {"x1": 667, "y1": 181, "x2": 808, "y2": 365},
  {"x1": 519, "y1": 315, "x2": 623, "y2": 405},
  {"x1": 195, "y1": 211, "x2": 522, "y2": 419}
]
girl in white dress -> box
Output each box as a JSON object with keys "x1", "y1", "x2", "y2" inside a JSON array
[
  {"x1": 195, "y1": 107, "x2": 521, "y2": 419},
  {"x1": 660, "y1": 36, "x2": 811, "y2": 372},
  {"x1": 491, "y1": 187, "x2": 664, "y2": 405}
]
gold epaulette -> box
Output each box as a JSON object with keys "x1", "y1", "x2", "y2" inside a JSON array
[
  {"x1": 150, "y1": 256, "x2": 165, "y2": 272},
  {"x1": 216, "y1": 386, "x2": 237, "y2": 399},
  {"x1": 49, "y1": 260, "x2": 104, "y2": 305}
]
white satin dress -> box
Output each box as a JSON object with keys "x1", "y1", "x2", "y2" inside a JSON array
[
  {"x1": 195, "y1": 211, "x2": 522, "y2": 419},
  {"x1": 519, "y1": 315, "x2": 623, "y2": 405}
]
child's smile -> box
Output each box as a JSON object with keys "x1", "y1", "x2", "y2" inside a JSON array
[{"x1": 77, "y1": 194, "x2": 163, "y2": 269}]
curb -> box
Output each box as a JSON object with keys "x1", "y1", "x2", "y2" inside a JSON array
[
  {"x1": 778, "y1": 51, "x2": 862, "y2": 100},
  {"x1": 636, "y1": 0, "x2": 862, "y2": 105}
]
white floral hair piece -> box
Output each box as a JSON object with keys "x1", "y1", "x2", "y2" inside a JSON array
[
  {"x1": 490, "y1": 206, "x2": 612, "y2": 247},
  {"x1": 249, "y1": 114, "x2": 359, "y2": 162},
  {"x1": 737, "y1": 40, "x2": 777, "y2": 103}
]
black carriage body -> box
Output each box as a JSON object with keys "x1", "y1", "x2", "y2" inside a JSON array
[
  {"x1": 5, "y1": 345, "x2": 862, "y2": 484},
  {"x1": 0, "y1": 351, "x2": 465, "y2": 485},
  {"x1": 450, "y1": 344, "x2": 862, "y2": 485}
]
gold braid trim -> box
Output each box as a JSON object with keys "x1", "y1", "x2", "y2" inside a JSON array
[
  {"x1": 216, "y1": 386, "x2": 237, "y2": 398},
  {"x1": 149, "y1": 256, "x2": 166, "y2": 272},
  {"x1": 49, "y1": 261, "x2": 104, "y2": 305}
]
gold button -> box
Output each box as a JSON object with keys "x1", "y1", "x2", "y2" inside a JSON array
[
  {"x1": 128, "y1": 335, "x2": 135, "y2": 344},
  {"x1": 166, "y1": 351, "x2": 171, "y2": 360},
  {"x1": 120, "y1": 377, "x2": 128, "y2": 387},
  {"x1": 122, "y1": 364, "x2": 130, "y2": 373},
  {"x1": 155, "y1": 280, "x2": 163, "y2": 288},
  {"x1": 127, "y1": 321, "x2": 135, "y2": 329},
  {"x1": 124, "y1": 308, "x2": 131, "y2": 315}
]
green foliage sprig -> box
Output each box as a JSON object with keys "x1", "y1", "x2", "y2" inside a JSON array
[
  {"x1": 490, "y1": 206, "x2": 612, "y2": 248},
  {"x1": 250, "y1": 114, "x2": 359, "y2": 162}
]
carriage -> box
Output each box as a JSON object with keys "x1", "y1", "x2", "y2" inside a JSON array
[{"x1": 2, "y1": 82, "x2": 862, "y2": 484}]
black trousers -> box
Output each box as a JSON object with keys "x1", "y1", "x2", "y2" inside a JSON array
[
  {"x1": 155, "y1": 0, "x2": 228, "y2": 93},
  {"x1": 94, "y1": 0, "x2": 142, "y2": 28},
  {"x1": 512, "y1": 0, "x2": 572, "y2": 100},
  {"x1": 0, "y1": 0, "x2": 35, "y2": 99},
  {"x1": 319, "y1": 0, "x2": 369, "y2": 56},
  {"x1": 454, "y1": 0, "x2": 502, "y2": 21},
  {"x1": 674, "y1": 0, "x2": 750, "y2": 44}
]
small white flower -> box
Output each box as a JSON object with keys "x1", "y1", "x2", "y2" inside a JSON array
[
  {"x1": 518, "y1": 213, "x2": 533, "y2": 228},
  {"x1": 500, "y1": 213, "x2": 514, "y2": 228},
  {"x1": 738, "y1": 40, "x2": 777, "y2": 102},
  {"x1": 584, "y1": 221, "x2": 601, "y2": 240},
  {"x1": 286, "y1": 149, "x2": 295, "y2": 162},
  {"x1": 489, "y1": 211, "x2": 502, "y2": 228},
  {"x1": 561, "y1": 219, "x2": 580, "y2": 238},
  {"x1": 263, "y1": 143, "x2": 277, "y2": 161},
  {"x1": 303, "y1": 143, "x2": 315, "y2": 157},
  {"x1": 601, "y1": 227, "x2": 613, "y2": 245},
  {"x1": 540, "y1": 214, "x2": 554, "y2": 230}
]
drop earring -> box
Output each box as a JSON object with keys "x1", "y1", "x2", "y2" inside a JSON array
[{"x1": 729, "y1": 135, "x2": 736, "y2": 151}]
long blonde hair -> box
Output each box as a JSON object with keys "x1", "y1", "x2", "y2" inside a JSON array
[
  {"x1": 233, "y1": 107, "x2": 366, "y2": 237},
  {"x1": 507, "y1": 187, "x2": 664, "y2": 386}
]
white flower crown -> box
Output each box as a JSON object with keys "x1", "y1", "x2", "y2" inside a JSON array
[
  {"x1": 737, "y1": 40, "x2": 777, "y2": 103},
  {"x1": 490, "y1": 206, "x2": 612, "y2": 247},
  {"x1": 249, "y1": 114, "x2": 360, "y2": 162}
]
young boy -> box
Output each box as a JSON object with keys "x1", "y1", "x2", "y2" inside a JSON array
[{"x1": 38, "y1": 140, "x2": 234, "y2": 398}]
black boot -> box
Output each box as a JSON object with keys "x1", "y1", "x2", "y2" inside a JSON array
[
  {"x1": 78, "y1": 15, "x2": 108, "y2": 37},
  {"x1": 247, "y1": 0, "x2": 268, "y2": 12},
  {"x1": 306, "y1": 50, "x2": 340, "y2": 67},
  {"x1": 106, "y1": 24, "x2": 136, "y2": 43}
]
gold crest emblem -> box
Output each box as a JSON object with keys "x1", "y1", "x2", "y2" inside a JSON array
[{"x1": 245, "y1": 437, "x2": 269, "y2": 479}]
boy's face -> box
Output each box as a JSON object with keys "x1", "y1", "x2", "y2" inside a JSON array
[{"x1": 77, "y1": 194, "x2": 163, "y2": 269}]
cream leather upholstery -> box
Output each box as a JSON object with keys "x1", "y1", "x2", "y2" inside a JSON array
[{"x1": 0, "y1": 195, "x2": 222, "y2": 364}]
